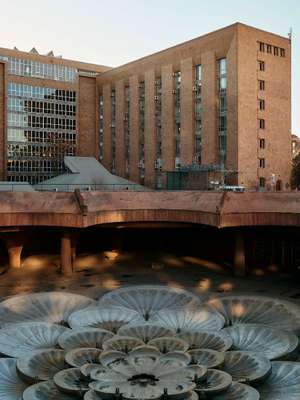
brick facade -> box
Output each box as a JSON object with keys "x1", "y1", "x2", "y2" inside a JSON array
[{"x1": 0, "y1": 23, "x2": 292, "y2": 190}]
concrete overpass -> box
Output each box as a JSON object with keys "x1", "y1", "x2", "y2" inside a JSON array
[{"x1": 0, "y1": 190, "x2": 300, "y2": 276}]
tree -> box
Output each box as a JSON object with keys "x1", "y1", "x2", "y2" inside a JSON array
[{"x1": 291, "y1": 154, "x2": 300, "y2": 189}]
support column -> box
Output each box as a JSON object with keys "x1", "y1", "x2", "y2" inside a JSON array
[
  {"x1": 5, "y1": 237, "x2": 23, "y2": 269},
  {"x1": 61, "y1": 231, "x2": 73, "y2": 276},
  {"x1": 234, "y1": 231, "x2": 246, "y2": 276}
]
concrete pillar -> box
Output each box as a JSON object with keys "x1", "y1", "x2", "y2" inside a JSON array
[
  {"x1": 5, "y1": 238, "x2": 23, "y2": 269},
  {"x1": 234, "y1": 231, "x2": 246, "y2": 276},
  {"x1": 61, "y1": 231, "x2": 73, "y2": 276}
]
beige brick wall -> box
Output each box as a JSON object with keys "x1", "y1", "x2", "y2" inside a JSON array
[{"x1": 77, "y1": 76, "x2": 98, "y2": 158}]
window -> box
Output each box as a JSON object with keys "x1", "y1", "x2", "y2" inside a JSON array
[
  {"x1": 259, "y1": 119, "x2": 265, "y2": 129},
  {"x1": 280, "y1": 48, "x2": 285, "y2": 57},
  {"x1": 259, "y1": 99, "x2": 265, "y2": 110},
  {"x1": 267, "y1": 44, "x2": 272, "y2": 53},
  {"x1": 259, "y1": 138, "x2": 265, "y2": 149},
  {"x1": 274, "y1": 46, "x2": 279, "y2": 56},
  {"x1": 259, "y1": 61, "x2": 265, "y2": 71},
  {"x1": 259, "y1": 177, "x2": 266, "y2": 187},
  {"x1": 259, "y1": 42, "x2": 265, "y2": 52},
  {"x1": 259, "y1": 158, "x2": 265, "y2": 168},
  {"x1": 259, "y1": 80, "x2": 265, "y2": 91}
]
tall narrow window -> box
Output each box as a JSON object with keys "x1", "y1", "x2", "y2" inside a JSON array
[
  {"x1": 259, "y1": 119, "x2": 265, "y2": 129},
  {"x1": 194, "y1": 64, "x2": 202, "y2": 164},
  {"x1": 274, "y1": 46, "x2": 279, "y2": 56},
  {"x1": 259, "y1": 177, "x2": 265, "y2": 187},
  {"x1": 266, "y1": 44, "x2": 272, "y2": 54},
  {"x1": 259, "y1": 138, "x2": 265, "y2": 149},
  {"x1": 259, "y1": 158, "x2": 265, "y2": 168},
  {"x1": 218, "y1": 58, "x2": 227, "y2": 167},
  {"x1": 124, "y1": 86, "x2": 130, "y2": 178},
  {"x1": 174, "y1": 71, "x2": 181, "y2": 169},
  {"x1": 99, "y1": 95, "x2": 104, "y2": 161},
  {"x1": 259, "y1": 80, "x2": 265, "y2": 91},
  {"x1": 259, "y1": 60, "x2": 265, "y2": 71},
  {"x1": 280, "y1": 48, "x2": 285, "y2": 57},
  {"x1": 259, "y1": 99, "x2": 265, "y2": 110},
  {"x1": 138, "y1": 81, "x2": 145, "y2": 181},
  {"x1": 111, "y1": 89, "x2": 116, "y2": 173},
  {"x1": 259, "y1": 42, "x2": 265, "y2": 52}
]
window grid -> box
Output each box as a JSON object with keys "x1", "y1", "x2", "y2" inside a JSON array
[
  {"x1": 218, "y1": 58, "x2": 227, "y2": 167},
  {"x1": 138, "y1": 82, "x2": 145, "y2": 179},
  {"x1": 0, "y1": 55, "x2": 77, "y2": 82},
  {"x1": 7, "y1": 82, "x2": 76, "y2": 184}
]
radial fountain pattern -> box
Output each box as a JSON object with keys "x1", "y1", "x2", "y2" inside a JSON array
[{"x1": 0, "y1": 285, "x2": 299, "y2": 399}]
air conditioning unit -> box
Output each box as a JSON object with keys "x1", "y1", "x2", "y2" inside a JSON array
[
  {"x1": 138, "y1": 160, "x2": 145, "y2": 168},
  {"x1": 100, "y1": 115, "x2": 103, "y2": 119},
  {"x1": 154, "y1": 96, "x2": 159, "y2": 100},
  {"x1": 192, "y1": 86, "x2": 197, "y2": 92}
]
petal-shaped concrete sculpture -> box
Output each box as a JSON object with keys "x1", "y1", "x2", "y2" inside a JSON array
[
  {"x1": 23, "y1": 380, "x2": 74, "y2": 400},
  {"x1": 17, "y1": 349, "x2": 66, "y2": 382},
  {"x1": 256, "y1": 361, "x2": 300, "y2": 399},
  {"x1": 58, "y1": 327, "x2": 113, "y2": 350},
  {"x1": 0, "y1": 292, "x2": 95, "y2": 327},
  {"x1": 0, "y1": 322, "x2": 68, "y2": 357},
  {"x1": 118, "y1": 323, "x2": 175, "y2": 342},
  {"x1": 149, "y1": 308, "x2": 225, "y2": 333},
  {"x1": 65, "y1": 348, "x2": 102, "y2": 368},
  {"x1": 99, "y1": 285, "x2": 201, "y2": 320},
  {"x1": 224, "y1": 324, "x2": 298, "y2": 360},
  {"x1": 222, "y1": 351, "x2": 271, "y2": 383},
  {"x1": 208, "y1": 295, "x2": 300, "y2": 333},
  {"x1": 68, "y1": 307, "x2": 139, "y2": 332},
  {"x1": 0, "y1": 358, "x2": 28, "y2": 400},
  {"x1": 212, "y1": 382, "x2": 260, "y2": 400},
  {"x1": 179, "y1": 331, "x2": 232, "y2": 352}
]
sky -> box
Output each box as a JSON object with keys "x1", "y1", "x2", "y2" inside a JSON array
[{"x1": 0, "y1": 0, "x2": 299, "y2": 134}]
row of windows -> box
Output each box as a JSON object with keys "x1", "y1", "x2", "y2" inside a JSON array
[
  {"x1": 8, "y1": 98, "x2": 76, "y2": 116},
  {"x1": 7, "y1": 160, "x2": 65, "y2": 173},
  {"x1": 258, "y1": 42, "x2": 286, "y2": 57},
  {"x1": 8, "y1": 113, "x2": 76, "y2": 130},
  {"x1": 8, "y1": 83, "x2": 76, "y2": 102},
  {"x1": 7, "y1": 143, "x2": 75, "y2": 159},
  {"x1": 0, "y1": 55, "x2": 77, "y2": 82},
  {"x1": 7, "y1": 175, "x2": 57, "y2": 184},
  {"x1": 7, "y1": 128, "x2": 76, "y2": 144}
]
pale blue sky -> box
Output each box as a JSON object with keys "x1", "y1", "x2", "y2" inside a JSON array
[{"x1": 1, "y1": 0, "x2": 299, "y2": 134}]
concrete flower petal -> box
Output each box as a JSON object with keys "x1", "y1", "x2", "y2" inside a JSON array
[
  {"x1": 0, "y1": 358, "x2": 28, "y2": 400},
  {"x1": 17, "y1": 349, "x2": 66, "y2": 382},
  {"x1": 0, "y1": 292, "x2": 95, "y2": 327},
  {"x1": 0, "y1": 322, "x2": 68, "y2": 357}
]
